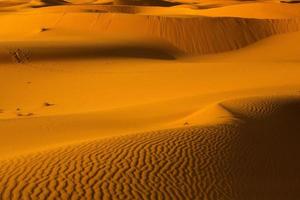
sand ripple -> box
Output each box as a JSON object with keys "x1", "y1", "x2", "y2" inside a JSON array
[{"x1": 0, "y1": 96, "x2": 300, "y2": 199}]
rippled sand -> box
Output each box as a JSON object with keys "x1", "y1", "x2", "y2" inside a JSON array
[{"x1": 1, "y1": 0, "x2": 300, "y2": 199}]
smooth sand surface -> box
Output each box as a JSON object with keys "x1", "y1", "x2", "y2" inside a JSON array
[{"x1": 1, "y1": 0, "x2": 300, "y2": 199}]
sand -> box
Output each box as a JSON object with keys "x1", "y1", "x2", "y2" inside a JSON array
[{"x1": 0, "y1": 0, "x2": 300, "y2": 199}]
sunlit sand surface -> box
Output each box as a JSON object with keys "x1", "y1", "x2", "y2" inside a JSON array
[{"x1": 1, "y1": 0, "x2": 300, "y2": 199}]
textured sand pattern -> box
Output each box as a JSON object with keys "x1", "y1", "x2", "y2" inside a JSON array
[
  {"x1": 0, "y1": 96, "x2": 300, "y2": 199},
  {"x1": 0, "y1": 124, "x2": 238, "y2": 199},
  {"x1": 1, "y1": 1, "x2": 300, "y2": 199}
]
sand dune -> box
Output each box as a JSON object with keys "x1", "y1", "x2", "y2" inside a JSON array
[
  {"x1": 1, "y1": 2, "x2": 300, "y2": 55},
  {"x1": 197, "y1": 30, "x2": 300, "y2": 62},
  {"x1": 0, "y1": 85, "x2": 296, "y2": 157},
  {"x1": 1, "y1": 0, "x2": 300, "y2": 199},
  {"x1": 1, "y1": 13, "x2": 300, "y2": 55},
  {"x1": 2, "y1": 31, "x2": 300, "y2": 159},
  {"x1": 0, "y1": 95, "x2": 300, "y2": 199},
  {"x1": 198, "y1": 2, "x2": 300, "y2": 19}
]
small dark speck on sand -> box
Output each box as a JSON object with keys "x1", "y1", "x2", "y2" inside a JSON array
[
  {"x1": 184, "y1": 122, "x2": 189, "y2": 126},
  {"x1": 44, "y1": 102, "x2": 55, "y2": 107},
  {"x1": 41, "y1": 27, "x2": 50, "y2": 32}
]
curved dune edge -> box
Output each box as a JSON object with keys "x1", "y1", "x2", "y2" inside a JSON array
[
  {"x1": 1, "y1": 11, "x2": 300, "y2": 56},
  {"x1": 68, "y1": 15, "x2": 300, "y2": 55},
  {"x1": 0, "y1": 95, "x2": 300, "y2": 199}
]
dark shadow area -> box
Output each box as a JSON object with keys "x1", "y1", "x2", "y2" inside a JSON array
[
  {"x1": 31, "y1": 0, "x2": 70, "y2": 8},
  {"x1": 83, "y1": 6, "x2": 139, "y2": 14},
  {"x1": 224, "y1": 98, "x2": 300, "y2": 199},
  {"x1": 280, "y1": 0, "x2": 300, "y2": 3},
  {"x1": 5, "y1": 43, "x2": 181, "y2": 63},
  {"x1": 113, "y1": 0, "x2": 180, "y2": 7},
  {"x1": 191, "y1": 4, "x2": 223, "y2": 9}
]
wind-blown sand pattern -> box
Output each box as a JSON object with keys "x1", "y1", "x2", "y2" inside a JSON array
[
  {"x1": 1, "y1": 0, "x2": 300, "y2": 199},
  {"x1": 1, "y1": 96, "x2": 300, "y2": 199}
]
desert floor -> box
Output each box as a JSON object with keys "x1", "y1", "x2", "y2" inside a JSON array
[{"x1": 0, "y1": 0, "x2": 300, "y2": 199}]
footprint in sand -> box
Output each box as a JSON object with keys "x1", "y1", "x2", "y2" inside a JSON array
[
  {"x1": 16, "y1": 108, "x2": 34, "y2": 117},
  {"x1": 17, "y1": 112, "x2": 34, "y2": 117}
]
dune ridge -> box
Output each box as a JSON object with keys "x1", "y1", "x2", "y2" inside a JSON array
[
  {"x1": 1, "y1": 12, "x2": 300, "y2": 57},
  {"x1": 95, "y1": 15, "x2": 300, "y2": 54},
  {"x1": 0, "y1": 95, "x2": 299, "y2": 199},
  {"x1": 197, "y1": 2, "x2": 300, "y2": 19}
]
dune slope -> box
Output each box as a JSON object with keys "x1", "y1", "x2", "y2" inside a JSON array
[
  {"x1": 0, "y1": 95, "x2": 300, "y2": 199},
  {"x1": 1, "y1": 6, "x2": 300, "y2": 55}
]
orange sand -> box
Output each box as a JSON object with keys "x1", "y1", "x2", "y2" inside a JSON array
[{"x1": 0, "y1": 0, "x2": 300, "y2": 199}]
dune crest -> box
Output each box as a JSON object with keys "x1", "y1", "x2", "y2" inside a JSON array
[{"x1": 1, "y1": 4, "x2": 300, "y2": 56}]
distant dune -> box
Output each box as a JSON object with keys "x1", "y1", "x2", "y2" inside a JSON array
[
  {"x1": 1, "y1": 0, "x2": 300, "y2": 199},
  {"x1": 1, "y1": 5, "x2": 300, "y2": 55}
]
